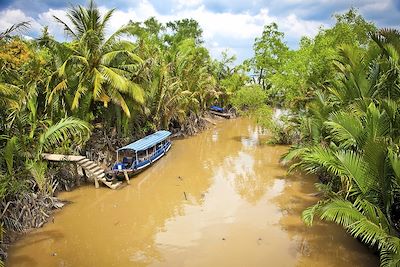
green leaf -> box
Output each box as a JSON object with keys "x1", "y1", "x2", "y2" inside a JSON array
[
  {"x1": 324, "y1": 111, "x2": 363, "y2": 149},
  {"x1": 3, "y1": 136, "x2": 18, "y2": 175},
  {"x1": 38, "y1": 117, "x2": 92, "y2": 154}
]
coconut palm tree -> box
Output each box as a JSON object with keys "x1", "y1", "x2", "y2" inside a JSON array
[
  {"x1": 48, "y1": 0, "x2": 144, "y2": 119},
  {"x1": 173, "y1": 38, "x2": 218, "y2": 113}
]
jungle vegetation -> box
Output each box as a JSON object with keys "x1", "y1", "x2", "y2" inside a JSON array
[
  {"x1": 0, "y1": 0, "x2": 246, "y2": 263},
  {"x1": 245, "y1": 8, "x2": 400, "y2": 267},
  {"x1": 1, "y1": 1, "x2": 399, "y2": 266}
]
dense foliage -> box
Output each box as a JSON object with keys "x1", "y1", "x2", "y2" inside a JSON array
[
  {"x1": 248, "y1": 9, "x2": 400, "y2": 266},
  {"x1": 2, "y1": 2, "x2": 397, "y2": 266},
  {"x1": 0, "y1": 1, "x2": 246, "y2": 263}
]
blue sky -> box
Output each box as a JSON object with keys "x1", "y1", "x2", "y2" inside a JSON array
[{"x1": 0, "y1": 0, "x2": 399, "y2": 62}]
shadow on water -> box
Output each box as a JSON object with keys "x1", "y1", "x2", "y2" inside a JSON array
[
  {"x1": 12, "y1": 230, "x2": 65, "y2": 249},
  {"x1": 7, "y1": 254, "x2": 37, "y2": 266},
  {"x1": 8, "y1": 230, "x2": 65, "y2": 266}
]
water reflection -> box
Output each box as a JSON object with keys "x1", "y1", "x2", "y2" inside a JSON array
[{"x1": 7, "y1": 118, "x2": 378, "y2": 267}]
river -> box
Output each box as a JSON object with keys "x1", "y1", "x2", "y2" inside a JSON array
[{"x1": 7, "y1": 118, "x2": 378, "y2": 267}]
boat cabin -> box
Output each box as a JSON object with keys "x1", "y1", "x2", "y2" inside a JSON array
[{"x1": 110, "y1": 130, "x2": 172, "y2": 176}]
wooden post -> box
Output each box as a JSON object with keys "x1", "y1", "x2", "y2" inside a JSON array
[
  {"x1": 74, "y1": 163, "x2": 81, "y2": 187},
  {"x1": 123, "y1": 170, "x2": 130, "y2": 185},
  {"x1": 94, "y1": 176, "x2": 99, "y2": 188},
  {"x1": 77, "y1": 165, "x2": 84, "y2": 176}
]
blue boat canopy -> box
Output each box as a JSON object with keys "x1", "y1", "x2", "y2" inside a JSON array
[
  {"x1": 117, "y1": 130, "x2": 171, "y2": 152},
  {"x1": 210, "y1": 105, "x2": 224, "y2": 112}
]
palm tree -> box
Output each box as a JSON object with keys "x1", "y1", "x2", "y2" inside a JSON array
[
  {"x1": 286, "y1": 104, "x2": 400, "y2": 265},
  {"x1": 138, "y1": 44, "x2": 192, "y2": 129},
  {"x1": 0, "y1": 21, "x2": 30, "y2": 40},
  {"x1": 283, "y1": 28, "x2": 400, "y2": 266},
  {"x1": 3, "y1": 106, "x2": 92, "y2": 193},
  {"x1": 48, "y1": 0, "x2": 144, "y2": 118},
  {"x1": 303, "y1": 197, "x2": 400, "y2": 266}
]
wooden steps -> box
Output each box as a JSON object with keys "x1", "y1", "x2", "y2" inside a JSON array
[{"x1": 42, "y1": 153, "x2": 122, "y2": 189}]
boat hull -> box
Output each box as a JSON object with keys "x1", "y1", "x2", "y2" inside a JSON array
[
  {"x1": 106, "y1": 141, "x2": 172, "y2": 180},
  {"x1": 210, "y1": 110, "x2": 232, "y2": 119}
]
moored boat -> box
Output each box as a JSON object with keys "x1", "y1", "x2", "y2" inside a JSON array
[
  {"x1": 106, "y1": 130, "x2": 172, "y2": 180},
  {"x1": 210, "y1": 105, "x2": 232, "y2": 119},
  {"x1": 210, "y1": 105, "x2": 225, "y2": 113}
]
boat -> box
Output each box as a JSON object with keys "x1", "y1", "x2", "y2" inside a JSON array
[
  {"x1": 210, "y1": 105, "x2": 225, "y2": 113},
  {"x1": 106, "y1": 130, "x2": 172, "y2": 180},
  {"x1": 210, "y1": 105, "x2": 232, "y2": 119}
]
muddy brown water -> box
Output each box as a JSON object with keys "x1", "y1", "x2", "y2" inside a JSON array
[{"x1": 7, "y1": 118, "x2": 378, "y2": 267}]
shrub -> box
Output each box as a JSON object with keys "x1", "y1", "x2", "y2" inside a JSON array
[{"x1": 231, "y1": 85, "x2": 267, "y2": 112}]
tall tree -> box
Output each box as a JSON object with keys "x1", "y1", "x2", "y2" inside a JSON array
[
  {"x1": 165, "y1": 19, "x2": 203, "y2": 48},
  {"x1": 49, "y1": 0, "x2": 144, "y2": 119},
  {"x1": 251, "y1": 22, "x2": 288, "y2": 90}
]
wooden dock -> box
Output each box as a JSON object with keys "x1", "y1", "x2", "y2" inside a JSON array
[{"x1": 41, "y1": 153, "x2": 122, "y2": 189}]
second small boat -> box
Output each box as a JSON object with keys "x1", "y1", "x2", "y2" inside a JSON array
[{"x1": 210, "y1": 105, "x2": 232, "y2": 119}]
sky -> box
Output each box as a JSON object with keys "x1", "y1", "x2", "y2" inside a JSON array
[{"x1": 0, "y1": 0, "x2": 399, "y2": 62}]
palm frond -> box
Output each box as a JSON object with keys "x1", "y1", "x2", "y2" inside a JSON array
[
  {"x1": 128, "y1": 83, "x2": 144, "y2": 104},
  {"x1": 0, "y1": 21, "x2": 30, "y2": 39},
  {"x1": 354, "y1": 198, "x2": 392, "y2": 233},
  {"x1": 26, "y1": 160, "x2": 47, "y2": 192},
  {"x1": 349, "y1": 218, "x2": 397, "y2": 251},
  {"x1": 310, "y1": 198, "x2": 400, "y2": 254},
  {"x1": 389, "y1": 149, "x2": 400, "y2": 184},
  {"x1": 380, "y1": 246, "x2": 400, "y2": 267},
  {"x1": 101, "y1": 9, "x2": 115, "y2": 30},
  {"x1": 336, "y1": 150, "x2": 370, "y2": 194},
  {"x1": 103, "y1": 24, "x2": 139, "y2": 47},
  {"x1": 109, "y1": 90, "x2": 130, "y2": 118},
  {"x1": 282, "y1": 146, "x2": 309, "y2": 162},
  {"x1": 38, "y1": 117, "x2": 92, "y2": 154},
  {"x1": 300, "y1": 146, "x2": 342, "y2": 176},
  {"x1": 366, "y1": 102, "x2": 390, "y2": 138},
  {"x1": 53, "y1": 15, "x2": 77, "y2": 38},
  {"x1": 92, "y1": 68, "x2": 105, "y2": 99},
  {"x1": 48, "y1": 79, "x2": 68, "y2": 104},
  {"x1": 101, "y1": 65, "x2": 130, "y2": 91},
  {"x1": 319, "y1": 199, "x2": 365, "y2": 227},
  {"x1": 71, "y1": 83, "x2": 88, "y2": 110},
  {"x1": 0, "y1": 83, "x2": 22, "y2": 111},
  {"x1": 3, "y1": 136, "x2": 18, "y2": 175},
  {"x1": 302, "y1": 201, "x2": 324, "y2": 226},
  {"x1": 324, "y1": 111, "x2": 364, "y2": 149}
]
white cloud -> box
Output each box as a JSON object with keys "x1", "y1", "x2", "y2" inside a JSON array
[
  {"x1": 101, "y1": 1, "x2": 159, "y2": 36},
  {"x1": 0, "y1": 0, "x2": 325, "y2": 62},
  {"x1": 174, "y1": 0, "x2": 203, "y2": 9},
  {"x1": 281, "y1": 14, "x2": 323, "y2": 39},
  {"x1": 37, "y1": 8, "x2": 70, "y2": 39},
  {"x1": 172, "y1": 6, "x2": 272, "y2": 40}
]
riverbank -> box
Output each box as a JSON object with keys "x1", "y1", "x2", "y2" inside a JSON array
[
  {"x1": 0, "y1": 112, "x2": 224, "y2": 263},
  {"x1": 6, "y1": 118, "x2": 378, "y2": 266}
]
